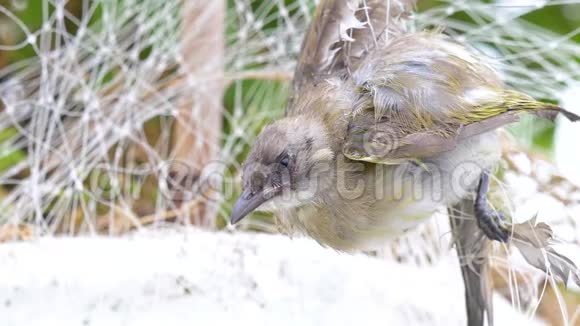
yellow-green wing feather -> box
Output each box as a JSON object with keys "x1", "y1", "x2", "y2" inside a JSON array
[{"x1": 344, "y1": 32, "x2": 579, "y2": 164}]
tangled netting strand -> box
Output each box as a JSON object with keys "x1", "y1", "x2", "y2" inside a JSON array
[{"x1": 0, "y1": 0, "x2": 579, "y2": 235}]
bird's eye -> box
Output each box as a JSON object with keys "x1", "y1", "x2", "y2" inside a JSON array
[{"x1": 280, "y1": 156, "x2": 290, "y2": 167}]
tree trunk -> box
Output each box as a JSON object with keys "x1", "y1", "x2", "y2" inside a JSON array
[{"x1": 170, "y1": 1, "x2": 225, "y2": 227}]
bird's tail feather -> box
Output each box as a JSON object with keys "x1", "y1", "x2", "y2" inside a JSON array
[{"x1": 449, "y1": 199, "x2": 494, "y2": 326}]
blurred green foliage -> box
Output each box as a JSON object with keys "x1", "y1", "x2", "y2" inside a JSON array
[
  {"x1": 0, "y1": 0, "x2": 578, "y2": 225},
  {"x1": 0, "y1": 127, "x2": 25, "y2": 173}
]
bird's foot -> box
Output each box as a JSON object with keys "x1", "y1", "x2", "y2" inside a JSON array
[
  {"x1": 475, "y1": 207, "x2": 509, "y2": 242},
  {"x1": 474, "y1": 171, "x2": 510, "y2": 242}
]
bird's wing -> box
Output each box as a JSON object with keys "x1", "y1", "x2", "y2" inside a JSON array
[
  {"x1": 448, "y1": 199, "x2": 494, "y2": 326},
  {"x1": 343, "y1": 32, "x2": 579, "y2": 163},
  {"x1": 288, "y1": 0, "x2": 414, "y2": 114},
  {"x1": 341, "y1": 32, "x2": 508, "y2": 163},
  {"x1": 508, "y1": 216, "x2": 580, "y2": 287},
  {"x1": 343, "y1": 109, "x2": 520, "y2": 164}
]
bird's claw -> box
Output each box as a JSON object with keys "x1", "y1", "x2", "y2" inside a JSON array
[
  {"x1": 475, "y1": 170, "x2": 510, "y2": 243},
  {"x1": 476, "y1": 209, "x2": 509, "y2": 242}
]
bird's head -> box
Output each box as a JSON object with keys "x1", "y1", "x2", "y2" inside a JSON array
[{"x1": 230, "y1": 115, "x2": 334, "y2": 224}]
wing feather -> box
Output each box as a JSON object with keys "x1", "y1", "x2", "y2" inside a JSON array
[
  {"x1": 344, "y1": 32, "x2": 577, "y2": 163},
  {"x1": 288, "y1": 0, "x2": 415, "y2": 114}
]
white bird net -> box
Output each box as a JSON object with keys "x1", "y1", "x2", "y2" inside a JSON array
[
  {"x1": 0, "y1": 0, "x2": 310, "y2": 234},
  {"x1": 1, "y1": 0, "x2": 580, "y2": 323},
  {"x1": 0, "y1": 0, "x2": 578, "y2": 234}
]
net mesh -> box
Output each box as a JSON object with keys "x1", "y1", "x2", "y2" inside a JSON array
[
  {"x1": 0, "y1": 0, "x2": 579, "y2": 321},
  {"x1": 0, "y1": 0, "x2": 578, "y2": 233}
]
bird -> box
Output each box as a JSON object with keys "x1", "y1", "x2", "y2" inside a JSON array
[{"x1": 230, "y1": 1, "x2": 580, "y2": 325}]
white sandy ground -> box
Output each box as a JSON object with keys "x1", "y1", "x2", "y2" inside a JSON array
[{"x1": 0, "y1": 228, "x2": 547, "y2": 326}]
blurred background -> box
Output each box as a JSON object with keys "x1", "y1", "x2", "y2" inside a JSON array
[
  {"x1": 0, "y1": 0, "x2": 579, "y2": 233},
  {"x1": 0, "y1": 1, "x2": 579, "y2": 325}
]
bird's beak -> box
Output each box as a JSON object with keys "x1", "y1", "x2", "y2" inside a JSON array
[{"x1": 230, "y1": 188, "x2": 271, "y2": 225}]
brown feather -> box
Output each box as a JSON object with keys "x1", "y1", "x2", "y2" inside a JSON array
[
  {"x1": 449, "y1": 199, "x2": 494, "y2": 326},
  {"x1": 289, "y1": 0, "x2": 414, "y2": 113},
  {"x1": 509, "y1": 217, "x2": 580, "y2": 287}
]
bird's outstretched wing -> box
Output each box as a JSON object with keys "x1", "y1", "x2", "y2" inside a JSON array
[
  {"x1": 343, "y1": 32, "x2": 580, "y2": 164},
  {"x1": 508, "y1": 216, "x2": 580, "y2": 287},
  {"x1": 288, "y1": 0, "x2": 414, "y2": 113}
]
